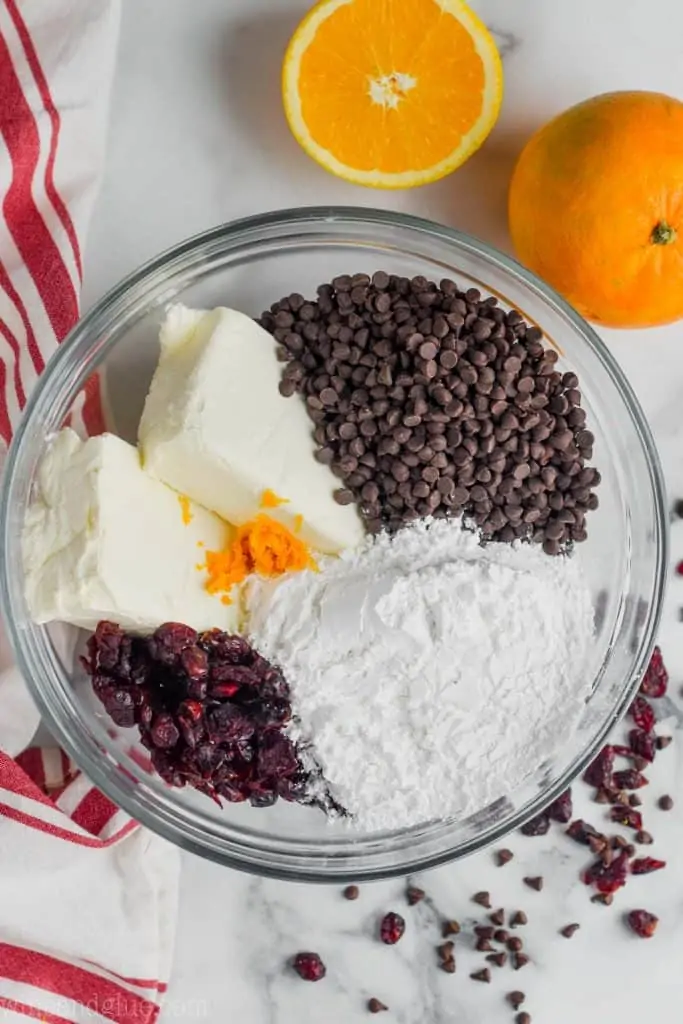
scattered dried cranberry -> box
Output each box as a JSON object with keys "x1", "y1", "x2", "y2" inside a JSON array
[
  {"x1": 610, "y1": 806, "x2": 643, "y2": 830},
  {"x1": 626, "y1": 909, "x2": 659, "y2": 938},
  {"x1": 520, "y1": 812, "x2": 550, "y2": 836},
  {"x1": 631, "y1": 858, "x2": 666, "y2": 875},
  {"x1": 612, "y1": 770, "x2": 649, "y2": 790},
  {"x1": 84, "y1": 621, "x2": 315, "y2": 810},
  {"x1": 292, "y1": 952, "x2": 326, "y2": 981},
  {"x1": 629, "y1": 696, "x2": 656, "y2": 733},
  {"x1": 380, "y1": 912, "x2": 405, "y2": 945},
  {"x1": 547, "y1": 789, "x2": 573, "y2": 823},
  {"x1": 582, "y1": 851, "x2": 630, "y2": 894},
  {"x1": 583, "y1": 746, "x2": 615, "y2": 788},
  {"x1": 629, "y1": 728, "x2": 656, "y2": 763},
  {"x1": 640, "y1": 646, "x2": 668, "y2": 697}
]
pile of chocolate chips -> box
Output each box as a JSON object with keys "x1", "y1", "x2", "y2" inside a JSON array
[{"x1": 260, "y1": 273, "x2": 600, "y2": 553}]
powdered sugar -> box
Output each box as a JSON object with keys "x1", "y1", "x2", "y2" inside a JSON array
[{"x1": 247, "y1": 518, "x2": 594, "y2": 832}]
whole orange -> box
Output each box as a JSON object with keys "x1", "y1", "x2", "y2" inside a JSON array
[{"x1": 508, "y1": 91, "x2": 683, "y2": 328}]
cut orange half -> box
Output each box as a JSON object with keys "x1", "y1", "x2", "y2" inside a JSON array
[{"x1": 282, "y1": 0, "x2": 503, "y2": 189}]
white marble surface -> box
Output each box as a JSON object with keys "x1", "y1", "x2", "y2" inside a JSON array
[{"x1": 83, "y1": 1, "x2": 683, "y2": 1020}]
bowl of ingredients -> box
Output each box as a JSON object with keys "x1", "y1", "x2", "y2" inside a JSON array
[{"x1": 0, "y1": 207, "x2": 667, "y2": 881}]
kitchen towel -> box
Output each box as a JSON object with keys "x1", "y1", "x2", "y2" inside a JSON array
[{"x1": 0, "y1": 2, "x2": 179, "y2": 1022}]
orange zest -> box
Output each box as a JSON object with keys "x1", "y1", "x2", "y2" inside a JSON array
[
  {"x1": 202, "y1": 514, "x2": 316, "y2": 600},
  {"x1": 178, "y1": 494, "x2": 193, "y2": 525},
  {"x1": 282, "y1": 0, "x2": 503, "y2": 189},
  {"x1": 261, "y1": 488, "x2": 290, "y2": 509}
]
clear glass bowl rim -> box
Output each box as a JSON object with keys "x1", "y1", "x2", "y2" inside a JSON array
[{"x1": 0, "y1": 206, "x2": 669, "y2": 882}]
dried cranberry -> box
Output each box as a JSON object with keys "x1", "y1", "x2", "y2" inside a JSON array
[
  {"x1": 631, "y1": 858, "x2": 666, "y2": 875},
  {"x1": 91, "y1": 620, "x2": 125, "y2": 670},
  {"x1": 629, "y1": 696, "x2": 656, "y2": 733},
  {"x1": 149, "y1": 712, "x2": 180, "y2": 749},
  {"x1": 640, "y1": 646, "x2": 668, "y2": 698},
  {"x1": 582, "y1": 851, "x2": 630, "y2": 894},
  {"x1": 629, "y1": 728, "x2": 656, "y2": 763},
  {"x1": 257, "y1": 732, "x2": 298, "y2": 778},
  {"x1": 98, "y1": 687, "x2": 137, "y2": 728},
  {"x1": 613, "y1": 770, "x2": 649, "y2": 790},
  {"x1": 626, "y1": 909, "x2": 658, "y2": 938},
  {"x1": 180, "y1": 645, "x2": 208, "y2": 680},
  {"x1": 583, "y1": 746, "x2": 615, "y2": 788},
  {"x1": 292, "y1": 952, "x2": 326, "y2": 981},
  {"x1": 547, "y1": 789, "x2": 573, "y2": 823},
  {"x1": 520, "y1": 812, "x2": 550, "y2": 836},
  {"x1": 207, "y1": 704, "x2": 255, "y2": 744},
  {"x1": 610, "y1": 806, "x2": 643, "y2": 830},
  {"x1": 380, "y1": 912, "x2": 405, "y2": 945},
  {"x1": 148, "y1": 622, "x2": 198, "y2": 663}
]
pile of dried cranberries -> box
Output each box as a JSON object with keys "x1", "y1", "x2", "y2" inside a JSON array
[{"x1": 83, "y1": 620, "x2": 310, "y2": 808}]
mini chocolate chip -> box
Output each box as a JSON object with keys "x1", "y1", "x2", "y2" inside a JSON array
[
  {"x1": 439, "y1": 959, "x2": 456, "y2": 974},
  {"x1": 333, "y1": 488, "x2": 355, "y2": 505},
  {"x1": 476, "y1": 938, "x2": 494, "y2": 952},
  {"x1": 494, "y1": 929, "x2": 509, "y2": 943},
  {"x1": 486, "y1": 952, "x2": 507, "y2": 967},
  {"x1": 470, "y1": 968, "x2": 491, "y2": 983},
  {"x1": 523, "y1": 877, "x2": 543, "y2": 892},
  {"x1": 510, "y1": 911, "x2": 528, "y2": 928},
  {"x1": 560, "y1": 923, "x2": 580, "y2": 938},
  {"x1": 656, "y1": 735, "x2": 673, "y2": 749},
  {"x1": 591, "y1": 893, "x2": 613, "y2": 906},
  {"x1": 442, "y1": 919, "x2": 461, "y2": 937},
  {"x1": 516, "y1": 1013, "x2": 532, "y2": 1024},
  {"x1": 513, "y1": 953, "x2": 530, "y2": 971},
  {"x1": 473, "y1": 891, "x2": 491, "y2": 909},
  {"x1": 343, "y1": 885, "x2": 359, "y2": 900},
  {"x1": 367, "y1": 998, "x2": 388, "y2": 1013},
  {"x1": 489, "y1": 908, "x2": 505, "y2": 926},
  {"x1": 658, "y1": 795, "x2": 674, "y2": 811},
  {"x1": 437, "y1": 941, "x2": 455, "y2": 961},
  {"x1": 508, "y1": 992, "x2": 526, "y2": 1011},
  {"x1": 507, "y1": 937, "x2": 523, "y2": 952},
  {"x1": 636, "y1": 830, "x2": 654, "y2": 845}
]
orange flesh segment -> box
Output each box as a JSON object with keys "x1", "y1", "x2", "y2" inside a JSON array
[
  {"x1": 298, "y1": 0, "x2": 486, "y2": 173},
  {"x1": 261, "y1": 488, "x2": 290, "y2": 508}
]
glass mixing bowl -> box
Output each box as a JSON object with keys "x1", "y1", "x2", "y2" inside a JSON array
[{"x1": 0, "y1": 207, "x2": 667, "y2": 882}]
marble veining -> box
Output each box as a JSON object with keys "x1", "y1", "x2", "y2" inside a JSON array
[{"x1": 84, "y1": 1, "x2": 683, "y2": 1021}]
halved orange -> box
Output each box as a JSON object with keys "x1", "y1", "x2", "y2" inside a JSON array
[{"x1": 282, "y1": 0, "x2": 503, "y2": 189}]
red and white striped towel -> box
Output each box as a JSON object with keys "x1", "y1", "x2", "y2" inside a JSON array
[{"x1": 0, "y1": 3, "x2": 179, "y2": 1021}]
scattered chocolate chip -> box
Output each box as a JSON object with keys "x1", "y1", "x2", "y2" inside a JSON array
[
  {"x1": 507, "y1": 937, "x2": 523, "y2": 952},
  {"x1": 473, "y1": 891, "x2": 492, "y2": 909},
  {"x1": 439, "y1": 959, "x2": 456, "y2": 974},
  {"x1": 470, "y1": 968, "x2": 491, "y2": 983},
  {"x1": 486, "y1": 952, "x2": 507, "y2": 967},
  {"x1": 510, "y1": 910, "x2": 528, "y2": 928},
  {"x1": 441, "y1": 919, "x2": 461, "y2": 937},
  {"x1": 672, "y1": 498, "x2": 683, "y2": 519},
  {"x1": 591, "y1": 893, "x2": 613, "y2": 906},
  {"x1": 494, "y1": 929, "x2": 510, "y2": 943},
  {"x1": 476, "y1": 938, "x2": 494, "y2": 952},
  {"x1": 612, "y1": 835, "x2": 629, "y2": 850},
  {"x1": 513, "y1": 953, "x2": 530, "y2": 970},
  {"x1": 588, "y1": 835, "x2": 609, "y2": 856},
  {"x1": 636, "y1": 830, "x2": 653, "y2": 845},
  {"x1": 516, "y1": 1013, "x2": 532, "y2": 1024},
  {"x1": 344, "y1": 885, "x2": 359, "y2": 901},
  {"x1": 523, "y1": 876, "x2": 543, "y2": 892},
  {"x1": 490, "y1": 908, "x2": 505, "y2": 926},
  {"x1": 406, "y1": 885, "x2": 425, "y2": 905},
  {"x1": 474, "y1": 925, "x2": 494, "y2": 940},
  {"x1": 508, "y1": 992, "x2": 526, "y2": 1011},
  {"x1": 496, "y1": 848, "x2": 514, "y2": 866},
  {"x1": 658, "y1": 794, "x2": 674, "y2": 811},
  {"x1": 629, "y1": 793, "x2": 642, "y2": 807},
  {"x1": 560, "y1": 923, "x2": 580, "y2": 938},
  {"x1": 367, "y1": 998, "x2": 388, "y2": 1013},
  {"x1": 437, "y1": 941, "x2": 455, "y2": 961},
  {"x1": 656, "y1": 735, "x2": 672, "y2": 749},
  {"x1": 595, "y1": 788, "x2": 612, "y2": 804}
]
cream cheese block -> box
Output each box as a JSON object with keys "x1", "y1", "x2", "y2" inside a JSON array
[
  {"x1": 138, "y1": 304, "x2": 364, "y2": 555},
  {"x1": 23, "y1": 428, "x2": 237, "y2": 633}
]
